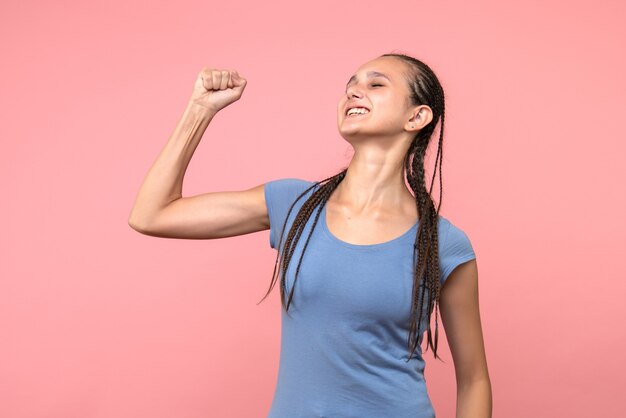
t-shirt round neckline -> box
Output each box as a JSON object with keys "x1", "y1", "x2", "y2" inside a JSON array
[{"x1": 320, "y1": 203, "x2": 419, "y2": 250}]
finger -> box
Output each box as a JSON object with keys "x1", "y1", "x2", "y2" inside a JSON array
[
  {"x1": 220, "y1": 70, "x2": 229, "y2": 89},
  {"x1": 200, "y1": 67, "x2": 214, "y2": 90},
  {"x1": 212, "y1": 70, "x2": 221, "y2": 90},
  {"x1": 226, "y1": 70, "x2": 234, "y2": 88},
  {"x1": 231, "y1": 71, "x2": 241, "y2": 87},
  {"x1": 200, "y1": 70, "x2": 213, "y2": 90}
]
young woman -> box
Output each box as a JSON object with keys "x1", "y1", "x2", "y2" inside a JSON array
[{"x1": 129, "y1": 52, "x2": 492, "y2": 418}]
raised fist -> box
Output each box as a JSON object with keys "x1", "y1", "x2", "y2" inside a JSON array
[{"x1": 190, "y1": 68, "x2": 247, "y2": 113}]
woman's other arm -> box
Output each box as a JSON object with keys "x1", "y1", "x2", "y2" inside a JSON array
[{"x1": 440, "y1": 260, "x2": 493, "y2": 418}]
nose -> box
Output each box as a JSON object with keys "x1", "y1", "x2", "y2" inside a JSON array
[{"x1": 345, "y1": 84, "x2": 363, "y2": 99}]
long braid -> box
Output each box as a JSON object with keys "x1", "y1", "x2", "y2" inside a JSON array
[
  {"x1": 397, "y1": 53, "x2": 449, "y2": 361},
  {"x1": 428, "y1": 84, "x2": 446, "y2": 358},
  {"x1": 406, "y1": 138, "x2": 433, "y2": 360},
  {"x1": 259, "y1": 52, "x2": 449, "y2": 361},
  {"x1": 283, "y1": 174, "x2": 342, "y2": 311},
  {"x1": 258, "y1": 170, "x2": 347, "y2": 318}
]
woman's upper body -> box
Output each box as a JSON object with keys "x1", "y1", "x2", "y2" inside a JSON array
[
  {"x1": 262, "y1": 176, "x2": 477, "y2": 418},
  {"x1": 129, "y1": 54, "x2": 491, "y2": 417}
]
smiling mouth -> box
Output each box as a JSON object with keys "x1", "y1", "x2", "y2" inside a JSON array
[{"x1": 345, "y1": 110, "x2": 371, "y2": 118}]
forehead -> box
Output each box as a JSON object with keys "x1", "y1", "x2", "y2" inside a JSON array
[{"x1": 346, "y1": 57, "x2": 405, "y2": 86}]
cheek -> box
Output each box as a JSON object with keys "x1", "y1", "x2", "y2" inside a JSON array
[
  {"x1": 377, "y1": 97, "x2": 405, "y2": 117},
  {"x1": 374, "y1": 101, "x2": 400, "y2": 118}
]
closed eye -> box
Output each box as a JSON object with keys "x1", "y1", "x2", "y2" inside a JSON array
[{"x1": 343, "y1": 83, "x2": 384, "y2": 94}]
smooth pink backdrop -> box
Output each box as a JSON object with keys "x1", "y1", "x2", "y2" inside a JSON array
[{"x1": 1, "y1": 0, "x2": 625, "y2": 417}]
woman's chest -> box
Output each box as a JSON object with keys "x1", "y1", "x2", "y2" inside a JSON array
[{"x1": 281, "y1": 234, "x2": 417, "y2": 326}]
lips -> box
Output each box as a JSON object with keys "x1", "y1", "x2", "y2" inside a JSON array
[
  {"x1": 345, "y1": 103, "x2": 371, "y2": 116},
  {"x1": 346, "y1": 110, "x2": 370, "y2": 117}
]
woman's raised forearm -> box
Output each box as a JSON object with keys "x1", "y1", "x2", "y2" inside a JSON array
[
  {"x1": 128, "y1": 68, "x2": 247, "y2": 231},
  {"x1": 128, "y1": 101, "x2": 215, "y2": 230}
]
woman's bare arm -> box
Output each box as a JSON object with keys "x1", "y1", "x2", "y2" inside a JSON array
[
  {"x1": 128, "y1": 69, "x2": 268, "y2": 239},
  {"x1": 440, "y1": 260, "x2": 492, "y2": 418}
]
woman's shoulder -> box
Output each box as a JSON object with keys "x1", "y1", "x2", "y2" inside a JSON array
[
  {"x1": 264, "y1": 177, "x2": 318, "y2": 200},
  {"x1": 265, "y1": 177, "x2": 317, "y2": 188},
  {"x1": 437, "y1": 214, "x2": 468, "y2": 233},
  {"x1": 437, "y1": 215, "x2": 474, "y2": 249},
  {"x1": 436, "y1": 215, "x2": 476, "y2": 283},
  {"x1": 264, "y1": 177, "x2": 319, "y2": 250}
]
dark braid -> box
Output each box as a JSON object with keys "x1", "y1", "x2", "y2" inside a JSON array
[
  {"x1": 258, "y1": 52, "x2": 448, "y2": 361},
  {"x1": 258, "y1": 170, "x2": 347, "y2": 319}
]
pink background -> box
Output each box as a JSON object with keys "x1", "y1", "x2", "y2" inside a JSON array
[{"x1": 2, "y1": 0, "x2": 625, "y2": 417}]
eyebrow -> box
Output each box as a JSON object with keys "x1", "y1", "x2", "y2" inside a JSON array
[{"x1": 345, "y1": 71, "x2": 391, "y2": 88}]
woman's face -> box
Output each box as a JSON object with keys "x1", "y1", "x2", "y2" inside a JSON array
[{"x1": 337, "y1": 56, "x2": 415, "y2": 140}]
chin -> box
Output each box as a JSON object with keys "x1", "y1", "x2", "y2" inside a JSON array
[{"x1": 338, "y1": 127, "x2": 373, "y2": 141}]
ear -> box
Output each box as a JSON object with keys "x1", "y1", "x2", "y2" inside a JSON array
[{"x1": 405, "y1": 105, "x2": 434, "y2": 132}]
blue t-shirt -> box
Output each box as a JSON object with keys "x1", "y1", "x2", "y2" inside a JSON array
[{"x1": 264, "y1": 178, "x2": 476, "y2": 418}]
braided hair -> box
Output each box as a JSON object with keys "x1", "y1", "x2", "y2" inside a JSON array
[{"x1": 258, "y1": 52, "x2": 447, "y2": 362}]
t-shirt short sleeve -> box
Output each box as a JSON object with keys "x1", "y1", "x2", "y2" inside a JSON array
[
  {"x1": 439, "y1": 220, "x2": 476, "y2": 285},
  {"x1": 264, "y1": 178, "x2": 315, "y2": 250}
]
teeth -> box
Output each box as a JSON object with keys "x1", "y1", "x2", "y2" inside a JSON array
[{"x1": 347, "y1": 107, "x2": 370, "y2": 116}]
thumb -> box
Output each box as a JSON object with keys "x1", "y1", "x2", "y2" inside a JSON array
[{"x1": 231, "y1": 71, "x2": 247, "y2": 87}]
